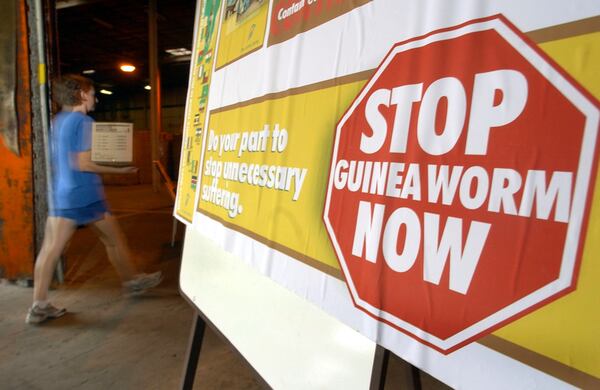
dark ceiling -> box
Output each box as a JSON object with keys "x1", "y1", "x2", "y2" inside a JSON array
[{"x1": 56, "y1": 0, "x2": 197, "y2": 93}]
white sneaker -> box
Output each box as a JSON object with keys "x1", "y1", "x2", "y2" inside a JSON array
[
  {"x1": 123, "y1": 271, "x2": 163, "y2": 296},
  {"x1": 25, "y1": 303, "x2": 67, "y2": 324}
]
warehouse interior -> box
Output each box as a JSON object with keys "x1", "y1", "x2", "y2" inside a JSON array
[{"x1": 0, "y1": 0, "x2": 450, "y2": 388}]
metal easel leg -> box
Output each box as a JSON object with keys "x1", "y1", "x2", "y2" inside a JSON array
[
  {"x1": 370, "y1": 345, "x2": 423, "y2": 390},
  {"x1": 370, "y1": 345, "x2": 390, "y2": 390},
  {"x1": 180, "y1": 313, "x2": 206, "y2": 390},
  {"x1": 171, "y1": 218, "x2": 178, "y2": 247}
]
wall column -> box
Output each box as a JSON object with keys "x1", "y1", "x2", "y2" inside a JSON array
[{"x1": 148, "y1": 0, "x2": 161, "y2": 191}]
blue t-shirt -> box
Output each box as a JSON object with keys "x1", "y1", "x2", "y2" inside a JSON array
[{"x1": 51, "y1": 111, "x2": 105, "y2": 209}]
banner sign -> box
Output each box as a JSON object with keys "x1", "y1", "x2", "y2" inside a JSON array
[
  {"x1": 178, "y1": 1, "x2": 600, "y2": 387},
  {"x1": 216, "y1": 0, "x2": 269, "y2": 69},
  {"x1": 176, "y1": 0, "x2": 222, "y2": 222},
  {"x1": 197, "y1": 78, "x2": 366, "y2": 275},
  {"x1": 267, "y1": 0, "x2": 371, "y2": 47},
  {"x1": 91, "y1": 122, "x2": 133, "y2": 164}
]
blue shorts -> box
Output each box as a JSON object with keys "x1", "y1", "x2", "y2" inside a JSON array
[{"x1": 51, "y1": 200, "x2": 109, "y2": 226}]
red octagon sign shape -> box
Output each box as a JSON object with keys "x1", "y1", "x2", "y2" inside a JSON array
[{"x1": 323, "y1": 15, "x2": 600, "y2": 353}]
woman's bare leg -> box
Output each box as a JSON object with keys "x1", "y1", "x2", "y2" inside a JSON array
[
  {"x1": 33, "y1": 217, "x2": 77, "y2": 302},
  {"x1": 91, "y1": 213, "x2": 136, "y2": 281}
]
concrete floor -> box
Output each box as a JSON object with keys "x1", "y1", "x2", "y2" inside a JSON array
[
  {"x1": 0, "y1": 185, "x2": 449, "y2": 390},
  {"x1": 0, "y1": 185, "x2": 263, "y2": 390}
]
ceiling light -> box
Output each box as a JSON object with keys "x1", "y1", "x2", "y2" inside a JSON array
[
  {"x1": 99, "y1": 89, "x2": 113, "y2": 95},
  {"x1": 144, "y1": 85, "x2": 151, "y2": 90},
  {"x1": 82, "y1": 69, "x2": 95, "y2": 74},
  {"x1": 165, "y1": 48, "x2": 192, "y2": 56},
  {"x1": 120, "y1": 64, "x2": 136, "y2": 72}
]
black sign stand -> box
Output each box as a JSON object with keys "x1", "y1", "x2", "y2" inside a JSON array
[
  {"x1": 369, "y1": 345, "x2": 390, "y2": 390},
  {"x1": 179, "y1": 306, "x2": 270, "y2": 390},
  {"x1": 181, "y1": 314, "x2": 206, "y2": 390},
  {"x1": 369, "y1": 345, "x2": 423, "y2": 390},
  {"x1": 181, "y1": 310, "x2": 423, "y2": 390}
]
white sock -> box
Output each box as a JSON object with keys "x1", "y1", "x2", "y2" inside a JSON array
[{"x1": 34, "y1": 300, "x2": 48, "y2": 309}]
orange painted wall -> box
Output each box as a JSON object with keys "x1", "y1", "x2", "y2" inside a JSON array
[{"x1": 0, "y1": 0, "x2": 35, "y2": 279}]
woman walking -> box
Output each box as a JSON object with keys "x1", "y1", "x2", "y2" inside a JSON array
[{"x1": 26, "y1": 74, "x2": 162, "y2": 324}]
